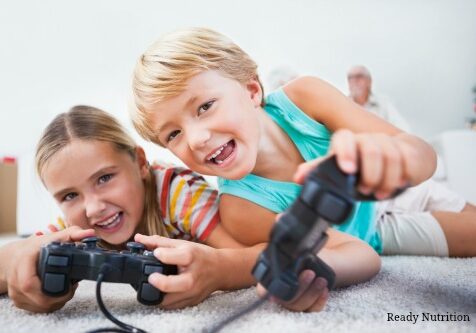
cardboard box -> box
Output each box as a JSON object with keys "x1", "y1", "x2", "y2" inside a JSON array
[{"x1": 0, "y1": 161, "x2": 17, "y2": 233}]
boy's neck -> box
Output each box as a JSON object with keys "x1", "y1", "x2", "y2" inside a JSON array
[{"x1": 251, "y1": 110, "x2": 304, "y2": 182}]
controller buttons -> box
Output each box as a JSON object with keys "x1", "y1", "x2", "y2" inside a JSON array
[
  {"x1": 140, "y1": 282, "x2": 160, "y2": 302},
  {"x1": 126, "y1": 242, "x2": 145, "y2": 254},
  {"x1": 316, "y1": 193, "x2": 351, "y2": 223},
  {"x1": 144, "y1": 265, "x2": 163, "y2": 275},
  {"x1": 44, "y1": 273, "x2": 66, "y2": 294},
  {"x1": 252, "y1": 261, "x2": 268, "y2": 281},
  {"x1": 46, "y1": 255, "x2": 69, "y2": 267}
]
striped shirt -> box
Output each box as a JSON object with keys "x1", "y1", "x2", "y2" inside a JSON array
[{"x1": 36, "y1": 164, "x2": 220, "y2": 242}]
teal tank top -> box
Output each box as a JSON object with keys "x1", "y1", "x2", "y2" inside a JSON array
[{"x1": 218, "y1": 89, "x2": 381, "y2": 253}]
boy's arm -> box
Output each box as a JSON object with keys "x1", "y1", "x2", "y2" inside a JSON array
[
  {"x1": 319, "y1": 228, "x2": 381, "y2": 287},
  {"x1": 217, "y1": 194, "x2": 276, "y2": 246},
  {"x1": 285, "y1": 77, "x2": 436, "y2": 190}
]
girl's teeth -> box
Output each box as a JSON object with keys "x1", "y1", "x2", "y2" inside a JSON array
[{"x1": 98, "y1": 213, "x2": 119, "y2": 226}]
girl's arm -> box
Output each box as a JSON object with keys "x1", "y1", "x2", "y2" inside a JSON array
[
  {"x1": 284, "y1": 77, "x2": 437, "y2": 197},
  {"x1": 0, "y1": 227, "x2": 95, "y2": 312}
]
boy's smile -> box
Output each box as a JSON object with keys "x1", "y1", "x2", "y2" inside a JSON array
[{"x1": 150, "y1": 70, "x2": 264, "y2": 179}]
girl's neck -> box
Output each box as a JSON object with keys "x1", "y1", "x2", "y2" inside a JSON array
[{"x1": 251, "y1": 110, "x2": 304, "y2": 182}]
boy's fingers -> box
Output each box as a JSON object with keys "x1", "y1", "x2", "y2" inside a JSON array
[
  {"x1": 308, "y1": 287, "x2": 329, "y2": 312},
  {"x1": 293, "y1": 159, "x2": 323, "y2": 184},
  {"x1": 330, "y1": 130, "x2": 358, "y2": 174}
]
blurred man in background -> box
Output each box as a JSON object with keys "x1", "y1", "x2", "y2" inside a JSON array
[{"x1": 347, "y1": 65, "x2": 411, "y2": 132}]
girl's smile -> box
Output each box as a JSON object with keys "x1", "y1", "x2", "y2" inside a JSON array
[{"x1": 41, "y1": 139, "x2": 147, "y2": 245}]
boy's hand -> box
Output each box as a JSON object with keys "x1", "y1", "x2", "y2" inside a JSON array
[
  {"x1": 302, "y1": 129, "x2": 424, "y2": 200},
  {"x1": 256, "y1": 271, "x2": 329, "y2": 312},
  {"x1": 2, "y1": 226, "x2": 94, "y2": 313},
  {"x1": 134, "y1": 233, "x2": 221, "y2": 309}
]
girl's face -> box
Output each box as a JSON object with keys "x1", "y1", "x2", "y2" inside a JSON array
[
  {"x1": 150, "y1": 70, "x2": 263, "y2": 179},
  {"x1": 42, "y1": 139, "x2": 148, "y2": 245}
]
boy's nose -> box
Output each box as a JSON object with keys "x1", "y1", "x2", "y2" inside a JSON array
[{"x1": 187, "y1": 128, "x2": 211, "y2": 151}]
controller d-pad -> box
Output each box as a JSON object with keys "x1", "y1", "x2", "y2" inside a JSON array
[
  {"x1": 47, "y1": 255, "x2": 69, "y2": 267},
  {"x1": 44, "y1": 273, "x2": 66, "y2": 294}
]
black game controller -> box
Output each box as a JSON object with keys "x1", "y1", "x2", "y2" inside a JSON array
[
  {"x1": 38, "y1": 237, "x2": 177, "y2": 305},
  {"x1": 252, "y1": 155, "x2": 404, "y2": 301}
]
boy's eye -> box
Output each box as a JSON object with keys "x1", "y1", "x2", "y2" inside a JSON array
[
  {"x1": 166, "y1": 130, "x2": 181, "y2": 143},
  {"x1": 98, "y1": 174, "x2": 113, "y2": 184},
  {"x1": 63, "y1": 192, "x2": 77, "y2": 202},
  {"x1": 198, "y1": 100, "x2": 214, "y2": 115}
]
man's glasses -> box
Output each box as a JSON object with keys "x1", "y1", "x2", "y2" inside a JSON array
[{"x1": 347, "y1": 73, "x2": 368, "y2": 80}]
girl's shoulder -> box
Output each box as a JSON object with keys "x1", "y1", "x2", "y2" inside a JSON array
[{"x1": 151, "y1": 161, "x2": 219, "y2": 242}]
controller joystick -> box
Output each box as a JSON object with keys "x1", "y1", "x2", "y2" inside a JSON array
[
  {"x1": 126, "y1": 242, "x2": 146, "y2": 254},
  {"x1": 38, "y1": 237, "x2": 177, "y2": 305},
  {"x1": 82, "y1": 236, "x2": 99, "y2": 249}
]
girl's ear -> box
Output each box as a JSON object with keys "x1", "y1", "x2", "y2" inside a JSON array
[
  {"x1": 246, "y1": 78, "x2": 263, "y2": 107},
  {"x1": 135, "y1": 146, "x2": 149, "y2": 179}
]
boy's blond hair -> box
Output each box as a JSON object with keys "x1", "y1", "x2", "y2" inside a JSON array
[{"x1": 131, "y1": 27, "x2": 264, "y2": 144}]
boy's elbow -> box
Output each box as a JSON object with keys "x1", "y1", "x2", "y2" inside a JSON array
[{"x1": 368, "y1": 249, "x2": 382, "y2": 279}]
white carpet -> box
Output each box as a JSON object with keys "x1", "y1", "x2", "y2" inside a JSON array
[{"x1": 1, "y1": 256, "x2": 475, "y2": 333}]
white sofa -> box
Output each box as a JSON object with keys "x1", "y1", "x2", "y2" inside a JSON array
[{"x1": 431, "y1": 129, "x2": 476, "y2": 205}]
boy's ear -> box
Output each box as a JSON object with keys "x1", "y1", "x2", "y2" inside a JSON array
[
  {"x1": 135, "y1": 146, "x2": 149, "y2": 179},
  {"x1": 246, "y1": 78, "x2": 263, "y2": 107}
]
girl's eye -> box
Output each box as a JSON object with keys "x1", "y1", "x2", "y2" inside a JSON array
[
  {"x1": 198, "y1": 100, "x2": 214, "y2": 115},
  {"x1": 98, "y1": 174, "x2": 113, "y2": 184},
  {"x1": 166, "y1": 130, "x2": 181, "y2": 143},
  {"x1": 63, "y1": 192, "x2": 77, "y2": 202}
]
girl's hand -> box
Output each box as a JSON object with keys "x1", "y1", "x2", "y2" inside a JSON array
[
  {"x1": 2, "y1": 226, "x2": 95, "y2": 313},
  {"x1": 296, "y1": 129, "x2": 433, "y2": 200},
  {"x1": 256, "y1": 271, "x2": 329, "y2": 312},
  {"x1": 134, "y1": 234, "x2": 221, "y2": 309}
]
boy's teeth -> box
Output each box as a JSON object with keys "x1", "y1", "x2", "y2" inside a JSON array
[{"x1": 208, "y1": 143, "x2": 227, "y2": 160}]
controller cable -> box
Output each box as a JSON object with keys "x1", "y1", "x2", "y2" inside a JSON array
[
  {"x1": 206, "y1": 245, "x2": 283, "y2": 333},
  {"x1": 86, "y1": 263, "x2": 147, "y2": 333}
]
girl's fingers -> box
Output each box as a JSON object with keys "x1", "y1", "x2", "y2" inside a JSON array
[
  {"x1": 134, "y1": 233, "x2": 181, "y2": 249},
  {"x1": 153, "y1": 246, "x2": 193, "y2": 266},
  {"x1": 148, "y1": 271, "x2": 194, "y2": 293},
  {"x1": 160, "y1": 295, "x2": 197, "y2": 310}
]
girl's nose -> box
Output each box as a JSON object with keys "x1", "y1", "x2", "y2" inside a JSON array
[{"x1": 85, "y1": 194, "x2": 107, "y2": 220}]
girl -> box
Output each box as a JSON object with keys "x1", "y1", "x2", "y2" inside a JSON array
[
  {"x1": 130, "y1": 27, "x2": 476, "y2": 259},
  {"x1": 0, "y1": 105, "x2": 380, "y2": 313}
]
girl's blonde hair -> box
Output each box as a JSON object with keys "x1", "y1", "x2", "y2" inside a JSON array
[
  {"x1": 131, "y1": 27, "x2": 264, "y2": 144},
  {"x1": 35, "y1": 105, "x2": 169, "y2": 243}
]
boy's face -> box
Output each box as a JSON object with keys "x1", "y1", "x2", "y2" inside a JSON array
[
  {"x1": 150, "y1": 70, "x2": 263, "y2": 179},
  {"x1": 42, "y1": 139, "x2": 148, "y2": 245}
]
